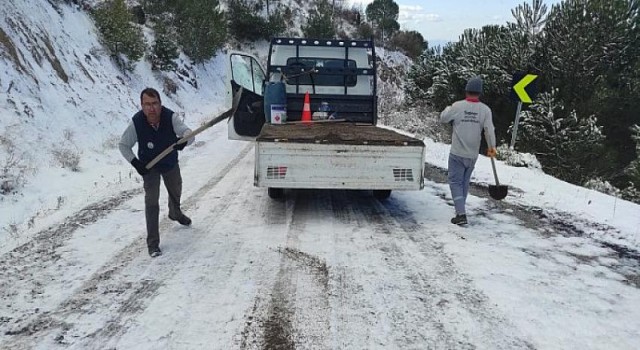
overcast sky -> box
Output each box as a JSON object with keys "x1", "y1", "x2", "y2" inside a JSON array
[{"x1": 347, "y1": 0, "x2": 563, "y2": 45}]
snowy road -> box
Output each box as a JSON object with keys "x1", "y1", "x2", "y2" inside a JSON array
[{"x1": 1, "y1": 124, "x2": 639, "y2": 350}]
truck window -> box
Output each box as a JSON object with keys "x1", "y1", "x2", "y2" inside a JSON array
[
  {"x1": 285, "y1": 58, "x2": 357, "y2": 87},
  {"x1": 231, "y1": 54, "x2": 266, "y2": 95}
]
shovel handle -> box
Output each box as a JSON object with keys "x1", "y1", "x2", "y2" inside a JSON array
[
  {"x1": 144, "y1": 109, "x2": 232, "y2": 170},
  {"x1": 490, "y1": 156, "x2": 501, "y2": 186},
  {"x1": 144, "y1": 88, "x2": 244, "y2": 170}
]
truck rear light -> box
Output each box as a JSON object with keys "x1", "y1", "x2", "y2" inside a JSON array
[
  {"x1": 267, "y1": 166, "x2": 288, "y2": 179},
  {"x1": 393, "y1": 168, "x2": 414, "y2": 182}
]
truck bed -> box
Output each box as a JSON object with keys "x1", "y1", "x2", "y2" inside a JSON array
[{"x1": 256, "y1": 122, "x2": 424, "y2": 146}]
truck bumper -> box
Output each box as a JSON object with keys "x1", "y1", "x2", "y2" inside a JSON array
[{"x1": 255, "y1": 142, "x2": 425, "y2": 190}]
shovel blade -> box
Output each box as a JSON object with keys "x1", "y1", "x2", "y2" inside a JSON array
[{"x1": 489, "y1": 185, "x2": 508, "y2": 200}]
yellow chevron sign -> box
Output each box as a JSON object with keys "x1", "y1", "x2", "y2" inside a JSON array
[{"x1": 512, "y1": 74, "x2": 538, "y2": 103}]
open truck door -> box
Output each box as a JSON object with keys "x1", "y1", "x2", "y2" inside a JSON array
[{"x1": 227, "y1": 52, "x2": 267, "y2": 141}]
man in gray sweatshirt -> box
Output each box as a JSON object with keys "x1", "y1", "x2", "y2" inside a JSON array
[{"x1": 440, "y1": 76, "x2": 497, "y2": 225}]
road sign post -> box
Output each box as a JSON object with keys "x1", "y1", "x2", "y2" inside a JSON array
[
  {"x1": 510, "y1": 101, "x2": 523, "y2": 149},
  {"x1": 509, "y1": 73, "x2": 538, "y2": 149}
]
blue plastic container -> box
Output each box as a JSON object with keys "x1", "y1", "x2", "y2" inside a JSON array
[{"x1": 263, "y1": 82, "x2": 287, "y2": 123}]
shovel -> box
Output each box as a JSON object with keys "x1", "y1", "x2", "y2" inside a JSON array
[
  {"x1": 145, "y1": 87, "x2": 244, "y2": 170},
  {"x1": 489, "y1": 156, "x2": 508, "y2": 200}
]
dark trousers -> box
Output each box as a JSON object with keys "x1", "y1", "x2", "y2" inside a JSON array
[{"x1": 142, "y1": 165, "x2": 184, "y2": 249}]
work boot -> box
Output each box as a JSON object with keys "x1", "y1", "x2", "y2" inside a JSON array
[
  {"x1": 170, "y1": 214, "x2": 192, "y2": 226},
  {"x1": 451, "y1": 214, "x2": 468, "y2": 226},
  {"x1": 149, "y1": 246, "x2": 162, "y2": 258}
]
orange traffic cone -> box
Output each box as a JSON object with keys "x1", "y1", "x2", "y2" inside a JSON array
[{"x1": 301, "y1": 91, "x2": 311, "y2": 123}]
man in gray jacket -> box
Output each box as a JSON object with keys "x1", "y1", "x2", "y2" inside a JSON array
[
  {"x1": 119, "y1": 88, "x2": 194, "y2": 257},
  {"x1": 440, "y1": 76, "x2": 497, "y2": 225}
]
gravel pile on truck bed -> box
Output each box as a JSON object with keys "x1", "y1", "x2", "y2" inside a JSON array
[{"x1": 257, "y1": 123, "x2": 424, "y2": 146}]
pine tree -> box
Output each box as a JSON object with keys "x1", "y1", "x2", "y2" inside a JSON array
[
  {"x1": 538, "y1": 0, "x2": 640, "y2": 173},
  {"x1": 174, "y1": 0, "x2": 226, "y2": 63},
  {"x1": 406, "y1": 47, "x2": 436, "y2": 104},
  {"x1": 365, "y1": 0, "x2": 399, "y2": 43},
  {"x1": 519, "y1": 89, "x2": 607, "y2": 184},
  {"x1": 511, "y1": 0, "x2": 547, "y2": 45},
  {"x1": 509, "y1": 0, "x2": 548, "y2": 75},
  {"x1": 302, "y1": 0, "x2": 336, "y2": 39},
  {"x1": 389, "y1": 30, "x2": 426, "y2": 59},
  {"x1": 226, "y1": 0, "x2": 285, "y2": 41},
  {"x1": 227, "y1": 0, "x2": 266, "y2": 41},
  {"x1": 420, "y1": 42, "x2": 465, "y2": 110},
  {"x1": 266, "y1": 11, "x2": 286, "y2": 38},
  {"x1": 356, "y1": 22, "x2": 374, "y2": 39},
  {"x1": 623, "y1": 124, "x2": 640, "y2": 201},
  {"x1": 151, "y1": 19, "x2": 179, "y2": 71},
  {"x1": 92, "y1": 0, "x2": 146, "y2": 68}
]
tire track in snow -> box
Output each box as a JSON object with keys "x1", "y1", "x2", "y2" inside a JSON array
[
  {"x1": 1, "y1": 144, "x2": 254, "y2": 349},
  {"x1": 325, "y1": 190, "x2": 460, "y2": 349},
  {"x1": 373, "y1": 194, "x2": 535, "y2": 349},
  {"x1": 327, "y1": 189, "x2": 387, "y2": 349},
  {"x1": 263, "y1": 190, "x2": 328, "y2": 349},
  {"x1": 0, "y1": 188, "x2": 142, "y2": 338},
  {"x1": 241, "y1": 190, "x2": 331, "y2": 350},
  {"x1": 322, "y1": 190, "x2": 533, "y2": 349},
  {"x1": 238, "y1": 189, "x2": 290, "y2": 349}
]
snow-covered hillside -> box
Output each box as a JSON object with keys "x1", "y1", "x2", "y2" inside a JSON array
[{"x1": 0, "y1": 0, "x2": 229, "y2": 235}]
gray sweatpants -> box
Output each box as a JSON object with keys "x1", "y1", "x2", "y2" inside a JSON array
[
  {"x1": 142, "y1": 164, "x2": 184, "y2": 249},
  {"x1": 447, "y1": 153, "x2": 477, "y2": 215}
]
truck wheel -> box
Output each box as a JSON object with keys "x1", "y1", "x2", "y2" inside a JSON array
[
  {"x1": 268, "y1": 187, "x2": 284, "y2": 199},
  {"x1": 373, "y1": 190, "x2": 391, "y2": 200}
]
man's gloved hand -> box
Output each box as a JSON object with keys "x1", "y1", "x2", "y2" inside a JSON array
[
  {"x1": 173, "y1": 141, "x2": 187, "y2": 151},
  {"x1": 487, "y1": 147, "x2": 497, "y2": 158},
  {"x1": 131, "y1": 158, "x2": 149, "y2": 176}
]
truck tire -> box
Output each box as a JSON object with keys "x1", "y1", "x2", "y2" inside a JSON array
[
  {"x1": 373, "y1": 190, "x2": 391, "y2": 200},
  {"x1": 268, "y1": 187, "x2": 284, "y2": 199}
]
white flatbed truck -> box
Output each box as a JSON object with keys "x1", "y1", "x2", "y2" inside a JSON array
[{"x1": 227, "y1": 37, "x2": 425, "y2": 199}]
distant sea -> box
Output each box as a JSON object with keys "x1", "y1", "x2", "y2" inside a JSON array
[{"x1": 428, "y1": 39, "x2": 453, "y2": 49}]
